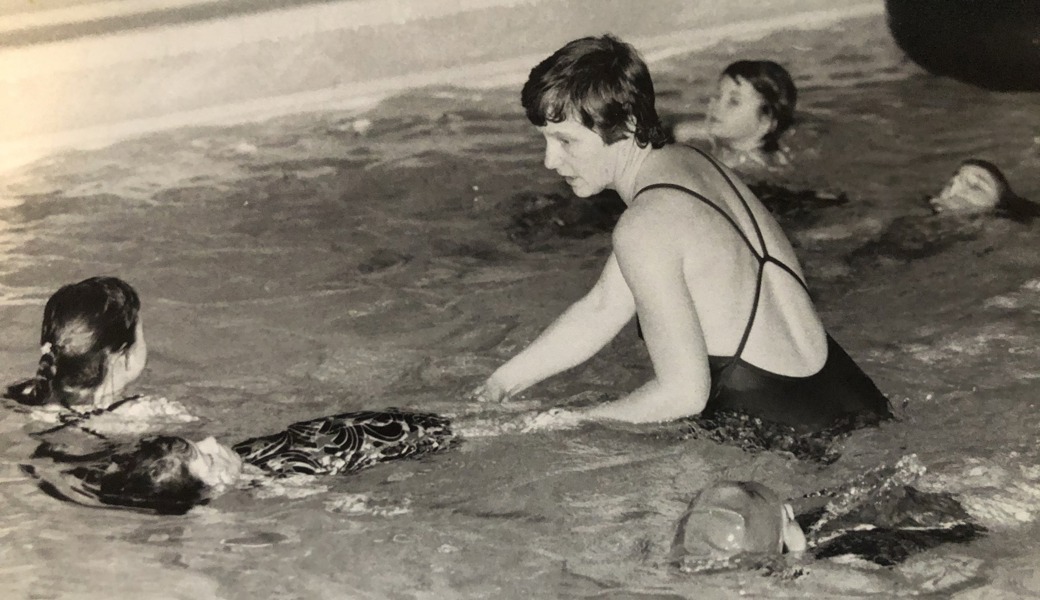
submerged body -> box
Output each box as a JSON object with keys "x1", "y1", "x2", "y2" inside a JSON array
[
  {"x1": 848, "y1": 159, "x2": 1039, "y2": 270},
  {"x1": 27, "y1": 408, "x2": 455, "y2": 514}
]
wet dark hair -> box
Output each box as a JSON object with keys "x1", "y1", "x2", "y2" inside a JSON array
[
  {"x1": 93, "y1": 436, "x2": 206, "y2": 515},
  {"x1": 960, "y1": 158, "x2": 1040, "y2": 224},
  {"x1": 33, "y1": 276, "x2": 141, "y2": 406},
  {"x1": 721, "y1": 60, "x2": 797, "y2": 153},
  {"x1": 521, "y1": 34, "x2": 669, "y2": 149}
]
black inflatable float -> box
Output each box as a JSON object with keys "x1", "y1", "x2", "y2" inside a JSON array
[{"x1": 886, "y1": 0, "x2": 1040, "y2": 91}]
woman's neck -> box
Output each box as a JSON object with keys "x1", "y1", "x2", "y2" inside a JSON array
[{"x1": 615, "y1": 141, "x2": 654, "y2": 204}]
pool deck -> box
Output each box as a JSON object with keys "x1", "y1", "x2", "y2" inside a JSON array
[{"x1": 0, "y1": 0, "x2": 884, "y2": 172}]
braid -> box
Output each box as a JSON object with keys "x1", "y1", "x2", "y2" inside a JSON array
[{"x1": 32, "y1": 342, "x2": 60, "y2": 404}]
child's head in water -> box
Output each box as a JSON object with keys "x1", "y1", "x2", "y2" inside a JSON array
[
  {"x1": 670, "y1": 481, "x2": 805, "y2": 568},
  {"x1": 930, "y1": 158, "x2": 1040, "y2": 222},
  {"x1": 29, "y1": 276, "x2": 147, "y2": 408},
  {"x1": 707, "y1": 60, "x2": 797, "y2": 154},
  {"x1": 95, "y1": 435, "x2": 242, "y2": 513}
]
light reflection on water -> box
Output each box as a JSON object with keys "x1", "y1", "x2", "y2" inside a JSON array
[{"x1": 2, "y1": 13, "x2": 1040, "y2": 600}]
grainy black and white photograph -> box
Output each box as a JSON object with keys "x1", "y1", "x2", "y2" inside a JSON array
[{"x1": 1, "y1": 0, "x2": 1039, "y2": 598}]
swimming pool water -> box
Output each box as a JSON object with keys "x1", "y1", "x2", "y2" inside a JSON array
[{"x1": 2, "y1": 12, "x2": 1040, "y2": 599}]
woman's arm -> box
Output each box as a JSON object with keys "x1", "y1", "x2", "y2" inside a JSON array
[
  {"x1": 583, "y1": 201, "x2": 712, "y2": 423},
  {"x1": 477, "y1": 252, "x2": 637, "y2": 401}
]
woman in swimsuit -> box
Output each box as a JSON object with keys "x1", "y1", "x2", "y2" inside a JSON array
[
  {"x1": 672, "y1": 60, "x2": 798, "y2": 175},
  {"x1": 472, "y1": 35, "x2": 892, "y2": 433}
]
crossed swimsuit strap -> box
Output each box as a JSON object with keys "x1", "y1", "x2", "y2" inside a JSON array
[{"x1": 632, "y1": 148, "x2": 810, "y2": 396}]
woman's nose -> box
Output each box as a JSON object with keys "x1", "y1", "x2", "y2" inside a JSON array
[{"x1": 543, "y1": 142, "x2": 561, "y2": 170}]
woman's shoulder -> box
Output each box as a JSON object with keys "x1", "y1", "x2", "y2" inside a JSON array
[{"x1": 635, "y1": 148, "x2": 754, "y2": 215}]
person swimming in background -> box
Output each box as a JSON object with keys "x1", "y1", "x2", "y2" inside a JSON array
[
  {"x1": 671, "y1": 457, "x2": 985, "y2": 574},
  {"x1": 471, "y1": 36, "x2": 892, "y2": 447},
  {"x1": 28, "y1": 408, "x2": 456, "y2": 514},
  {"x1": 672, "y1": 60, "x2": 798, "y2": 175},
  {"x1": 929, "y1": 158, "x2": 1039, "y2": 221},
  {"x1": 5, "y1": 276, "x2": 147, "y2": 410},
  {"x1": 848, "y1": 159, "x2": 1039, "y2": 269}
]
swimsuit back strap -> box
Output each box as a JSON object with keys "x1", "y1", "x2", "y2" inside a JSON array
[
  {"x1": 631, "y1": 168, "x2": 811, "y2": 376},
  {"x1": 632, "y1": 180, "x2": 767, "y2": 378},
  {"x1": 690, "y1": 146, "x2": 769, "y2": 253},
  {"x1": 632, "y1": 182, "x2": 765, "y2": 260}
]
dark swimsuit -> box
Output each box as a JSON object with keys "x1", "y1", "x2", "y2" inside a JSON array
[{"x1": 636, "y1": 150, "x2": 892, "y2": 436}]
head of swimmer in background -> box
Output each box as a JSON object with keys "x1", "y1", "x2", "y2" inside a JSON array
[
  {"x1": 96, "y1": 435, "x2": 242, "y2": 514},
  {"x1": 707, "y1": 60, "x2": 797, "y2": 154},
  {"x1": 33, "y1": 276, "x2": 147, "y2": 409},
  {"x1": 930, "y1": 159, "x2": 1040, "y2": 222},
  {"x1": 521, "y1": 35, "x2": 669, "y2": 197},
  {"x1": 669, "y1": 481, "x2": 806, "y2": 566}
]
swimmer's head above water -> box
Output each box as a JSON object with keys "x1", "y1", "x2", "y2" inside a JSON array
[
  {"x1": 9, "y1": 276, "x2": 148, "y2": 409},
  {"x1": 929, "y1": 158, "x2": 1040, "y2": 223},
  {"x1": 673, "y1": 60, "x2": 797, "y2": 160},
  {"x1": 929, "y1": 159, "x2": 1008, "y2": 215},
  {"x1": 670, "y1": 481, "x2": 806, "y2": 568},
  {"x1": 709, "y1": 61, "x2": 797, "y2": 154}
]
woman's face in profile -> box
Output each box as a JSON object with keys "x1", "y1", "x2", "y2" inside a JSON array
[{"x1": 930, "y1": 165, "x2": 1001, "y2": 215}]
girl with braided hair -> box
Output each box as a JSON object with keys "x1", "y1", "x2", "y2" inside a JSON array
[{"x1": 7, "y1": 276, "x2": 147, "y2": 409}]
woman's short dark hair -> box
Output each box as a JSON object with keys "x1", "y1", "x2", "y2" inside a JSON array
[
  {"x1": 721, "y1": 60, "x2": 798, "y2": 153},
  {"x1": 36, "y1": 276, "x2": 141, "y2": 405},
  {"x1": 521, "y1": 34, "x2": 669, "y2": 149}
]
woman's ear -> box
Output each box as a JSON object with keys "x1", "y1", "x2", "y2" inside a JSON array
[{"x1": 780, "y1": 503, "x2": 806, "y2": 553}]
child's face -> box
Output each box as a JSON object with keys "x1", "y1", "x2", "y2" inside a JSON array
[
  {"x1": 707, "y1": 76, "x2": 772, "y2": 149},
  {"x1": 186, "y1": 436, "x2": 242, "y2": 488},
  {"x1": 930, "y1": 165, "x2": 1001, "y2": 214}
]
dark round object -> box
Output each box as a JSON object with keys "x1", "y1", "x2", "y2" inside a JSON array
[{"x1": 886, "y1": 0, "x2": 1040, "y2": 91}]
